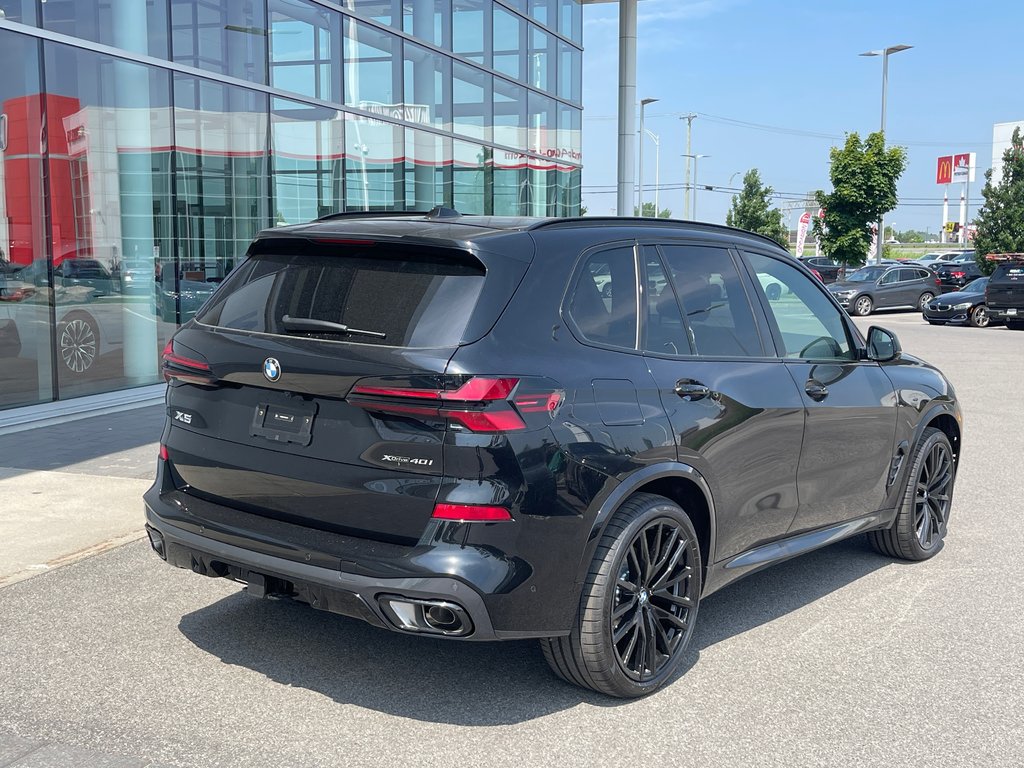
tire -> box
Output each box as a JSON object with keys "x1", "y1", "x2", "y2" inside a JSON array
[
  {"x1": 868, "y1": 427, "x2": 955, "y2": 561},
  {"x1": 968, "y1": 304, "x2": 990, "y2": 328},
  {"x1": 1007, "y1": 320, "x2": 1024, "y2": 331},
  {"x1": 766, "y1": 283, "x2": 782, "y2": 301},
  {"x1": 57, "y1": 311, "x2": 100, "y2": 375},
  {"x1": 852, "y1": 294, "x2": 873, "y2": 317},
  {"x1": 540, "y1": 493, "x2": 702, "y2": 698},
  {"x1": 918, "y1": 292, "x2": 935, "y2": 311}
]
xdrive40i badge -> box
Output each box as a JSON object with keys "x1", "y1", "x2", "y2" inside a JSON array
[{"x1": 381, "y1": 454, "x2": 434, "y2": 467}]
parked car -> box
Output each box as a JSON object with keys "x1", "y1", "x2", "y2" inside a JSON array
[
  {"x1": 923, "y1": 278, "x2": 995, "y2": 328},
  {"x1": 985, "y1": 260, "x2": 1024, "y2": 330},
  {"x1": 915, "y1": 252, "x2": 962, "y2": 272},
  {"x1": 827, "y1": 264, "x2": 938, "y2": 316},
  {"x1": 798, "y1": 256, "x2": 842, "y2": 283},
  {"x1": 935, "y1": 257, "x2": 983, "y2": 293},
  {"x1": 145, "y1": 212, "x2": 962, "y2": 698}
]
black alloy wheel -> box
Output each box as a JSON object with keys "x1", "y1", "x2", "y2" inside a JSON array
[
  {"x1": 869, "y1": 427, "x2": 955, "y2": 561},
  {"x1": 969, "y1": 304, "x2": 990, "y2": 328},
  {"x1": 541, "y1": 493, "x2": 701, "y2": 698}
]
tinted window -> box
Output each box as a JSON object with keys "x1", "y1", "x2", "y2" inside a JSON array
[
  {"x1": 992, "y1": 265, "x2": 1024, "y2": 281},
  {"x1": 745, "y1": 252, "x2": 854, "y2": 361},
  {"x1": 198, "y1": 248, "x2": 485, "y2": 347},
  {"x1": 661, "y1": 245, "x2": 764, "y2": 357},
  {"x1": 878, "y1": 270, "x2": 899, "y2": 285},
  {"x1": 847, "y1": 267, "x2": 885, "y2": 282},
  {"x1": 642, "y1": 247, "x2": 689, "y2": 355},
  {"x1": 569, "y1": 247, "x2": 638, "y2": 349}
]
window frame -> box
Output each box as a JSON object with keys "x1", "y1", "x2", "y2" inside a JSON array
[
  {"x1": 561, "y1": 240, "x2": 643, "y2": 355},
  {"x1": 738, "y1": 248, "x2": 867, "y2": 362}
]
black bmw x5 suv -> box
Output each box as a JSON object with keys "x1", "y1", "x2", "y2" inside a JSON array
[{"x1": 145, "y1": 211, "x2": 962, "y2": 698}]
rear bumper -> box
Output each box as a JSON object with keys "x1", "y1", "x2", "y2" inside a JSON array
[
  {"x1": 144, "y1": 487, "x2": 568, "y2": 641},
  {"x1": 987, "y1": 306, "x2": 1021, "y2": 322}
]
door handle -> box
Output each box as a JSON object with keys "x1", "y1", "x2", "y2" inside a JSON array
[
  {"x1": 675, "y1": 379, "x2": 711, "y2": 401},
  {"x1": 805, "y1": 380, "x2": 829, "y2": 401}
]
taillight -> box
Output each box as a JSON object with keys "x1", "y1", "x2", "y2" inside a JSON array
[
  {"x1": 951, "y1": 271, "x2": 965, "y2": 279},
  {"x1": 159, "y1": 444, "x2": 169, "y2": 461},
  {"x1": 432, "y1": 503, "x2": 512, "y2": 522},
  {"x1": 162, "y1": 339, "x2": 214, "y2": 386},
  {"x1": 348, "y1": 376, "x2": 562, "y2": 433},
  {"x1": 811, "y1": 268, "x2": 824, "y2": 281}
]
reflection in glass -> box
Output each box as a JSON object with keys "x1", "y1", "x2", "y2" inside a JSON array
[
  {"x1": 493, "y1": 6, "x2": 524, "y2": 80},
  {"x1": 529, "y1": 0, "x2": 553, "y2": 28},
  {"x1": 452, "y1": 0, "x2": 489, "y2": 65},
  {"x1": 404, "y1": 43, "x2": 452, "y2": 132},
  {"x1": 453, "y1": 62, "x2": 490, "y2": 142},
  {"x1": 557, "y1": 102, "x2": 581, "y2": 162},
  {"x1": 270, "y1": 0, "x2": 342, "y2": 103},
  {"x1": 527, "y1": 90, "x2": 555, "y2": 155},
  {"x1": 0, "y1": 30, "x2": 50, "y2": 409},
  {"x1": 405, "y1": 129, "x2": 452, "y2": 210},
  {"x1": 0, "y1": 0, "x2": 37, "y2": 25},
  {"x1": 403, "y1": 0, "x2": 449, "y2": 48},
  {"x1": 345, "y1": 113, "x2": 402, "y2": 210},
  {"x1": 453, "y1": 140, "x2": 489, "y2": 215},
  {"x1": 43, "y1": 41, "x2": 174, "y2": 399},
  {"x1": 170, "y1": 0, "x2": 268, "y2": 83},
  {"x1": 42, "y1": 0, "x2": 168, "y2": 58},
  {"x1": 494, "y1": 77, "x2": 526, "y2": 151},
  {"x1": 558, "y1": 40, "x2": 582, "y2": 103},
  {"x1": 344, "y1": 17, "x2": 400, "y2": 110},
  {"x1": 559, "y1": 0, "x2": 582, "y2": 43},
  {"x1": 272, "y1": 98, "x2": 344, "y2": 224},
  {"x1": 529, "y1": 25, "x2": 554, "y2": 92},
  {"x1": 341, "y1": 0, "x2": 399, "y2": 28}
]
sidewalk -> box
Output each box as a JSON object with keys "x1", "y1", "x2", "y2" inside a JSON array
[{"x1": 0, "y1": 405, "x2": 164, "y2": 587}]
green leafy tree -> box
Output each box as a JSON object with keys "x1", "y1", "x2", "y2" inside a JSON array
[
  {"x1": 973, "y1": 127, "x2": 1024, "y2": 275},
  {"x1": 579, "y1": 204, "x2": 588, "y2": 216},
  {"x1": 724, "y1": 169, "x2": 788, "y2": 247},
  {"x1": 814, "y1": 132, "x2": 907, "y2": 267},
  {"x1": 634, "y1": 202, "x2": 672, "y2": 218}
]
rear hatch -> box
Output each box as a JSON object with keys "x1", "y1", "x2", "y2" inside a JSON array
[
  {"x1": 987, "y1": 263, "x2": 1024, "y2": 309},
  {"x1": 162, "y1": 231, "x2": 530, "y2": 545}
]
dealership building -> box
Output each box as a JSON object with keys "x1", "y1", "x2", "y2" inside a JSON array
[{"x1": 0, "y1": 0, "x2": 584, "y2": 419}]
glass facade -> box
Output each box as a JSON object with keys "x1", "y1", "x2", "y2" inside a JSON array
[{"x1": 0, "y1": 0, "x2": 582, "y2": 411}]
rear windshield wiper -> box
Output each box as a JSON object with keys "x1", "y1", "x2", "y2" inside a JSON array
[{"x1": 280, "y1": 315, "x2": 386, "y2": 339}]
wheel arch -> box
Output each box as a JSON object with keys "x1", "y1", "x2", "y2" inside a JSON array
[
  {"x1": 923, "y1": 409, "x2": 961, "y2": 469},
  {"x1": 585, "y1": 463, "x2": 717, "y2": 590}
]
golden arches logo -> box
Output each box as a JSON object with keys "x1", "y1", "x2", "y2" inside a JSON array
[{"x1": 936, "y1": 156, "x2": 953, "y2": 185}]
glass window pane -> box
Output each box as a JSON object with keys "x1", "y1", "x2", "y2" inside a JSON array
[
  {"x1": 570, "y1": 247, "x2": 638, "y2": 349},
  {"x1": 529, "y1": 0, "x2": 553, "y2": 27},
  {"x1": 559, "y1": 0, "x2": 582, "y2": 43},
  {"x1": 558, "y1": 40, "x2": 581, "y2": 102},
  {"x1": 345, "y1": 113, "x2": 402, "y2": 210},
  {"x1": 453, "y1": 140, "x2": 488, "y2": 214},
  {"x1": 452, "y1": 0, "x2": 489, "y2": 65},
  {"x1": 405, "y1": 128, "x2": 452, "y2": 210},
  {"x1": 42, "y1": 42, "x2": 175, "y2": 400},
  {"x1": 42, "y1": 0, "x2": 168, "y2": 58},
  {"x1": 272, "y1": 98, "x2": 344, "y2": 225},
  {"x1": 404, "y1": 43, "x2": 452, "y2": 132},
  {"x1": 744, "y1": 251, "x2": 854, "y2": 360},
  {"x1": 494, "y1": 77, "x2": 525, "y2": 149},
  {"x1": 661, "y1": 245, "x2": 765, "y2": 357},
  {"x1": 0, "y1": 1, "x2": 38, "y2": 25},
  {"x1": 453, "y1": 62, "x2": 490, "y2": 142},
  {"x1": 527, "y1": 91, "x2": 555, "y2": 155},
  {"x1": 0, "y1": 30, "x2": 51, "y2": 409},
  {"x1": 529, "y1": 25, "x2": 555, "y2": 92},
  {"x1": 493, "y1": 6, "x2": 524, "y2": 80},
  {"x1": 173, "y1": 74, "x2": 269, "y2": 317},
  {"x1": 403, "y1": 0, "x2": 449, "y2": 48},
  {"x1": 342, "y1": 0, "x2": 399, "y2": 28},
  {"x1": 270, "y1": 0, "x2": 342, "y2": 103},
  {"x1": 493, "y1": 154, "x2": 526, "y2": 216},
  {"x1": 171, "y1": 0, "x2": 268, "y2": 83},
  {"x1": 557, "y1": 103, "x2": 581, "y2": 163},
  {"x1": 344, "y1": 18, "x2": 400, "y2": 110},
  {"x1": 642, "y1": 247, "x2": 689, "y2": 355}
]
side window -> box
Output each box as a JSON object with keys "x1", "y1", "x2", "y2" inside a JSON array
[
  {"x1": 641, "y1": 246, "x2": 689, "y2": 355},
  {"x1": 660, "y1": 245, "x2": 764, "y2": 357},
  {"x1": 896, "y1": 268, "x2": 916, "y2": 282},
  {"x1": 879, "y1": 269, "x2": 898, "y2": 285},
  {"x1": 916, "y1": 268, "x2": 931, "y2": 280},
  {"x1": 744, "y1": 252, "x2": 855, "y2": 361},
  {"x1": 568, "y1": 246, "x2": 638, "y2": 349}
]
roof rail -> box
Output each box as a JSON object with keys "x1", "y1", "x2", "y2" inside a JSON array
[
  {"x1": 315, "y1": 209, "x2": 433, "y2": 222},
  {"x1": 528, "y1": 216, "x2": 786, "y2": 250}
]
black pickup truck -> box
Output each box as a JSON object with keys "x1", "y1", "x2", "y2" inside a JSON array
[{"x1": 986, "y1": 259, "x2": 1024, "y2": 329}]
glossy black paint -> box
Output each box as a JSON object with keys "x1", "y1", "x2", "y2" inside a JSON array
[
  {"x1": 923, "y1": 279, "x2": 993, "y2": 326},
  {"x1": 145, "y1": 215, "x2": 963, "y2": 641},
  {"x1": 936, "y1": 260, "x2": 983, "y2": 293}
]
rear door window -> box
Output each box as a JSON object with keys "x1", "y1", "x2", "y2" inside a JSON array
[
  {"x1": 197, "y1": 246, "x2": 486, "y2": 348},
  {"x1": 568, "y1": 246, "x2": 638, "y2": 349}
]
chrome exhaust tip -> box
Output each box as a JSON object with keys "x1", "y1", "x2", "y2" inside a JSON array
[{"x1": 378, "y1": 596, "x2": 473, "y2": 637}]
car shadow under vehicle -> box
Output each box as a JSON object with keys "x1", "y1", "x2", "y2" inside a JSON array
[{"x1": 177, "y1": 536, "x2": 892, "y2": 724}]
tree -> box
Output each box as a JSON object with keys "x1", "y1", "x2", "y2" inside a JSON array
[
  {"x1": 724, "y1": 169, "x2": 788, "y2": 247},
  {"x1": 634, "y1": 202, "x2": 672, "y2": 218},
  {"x1": 814, "y1": 132, "x2": 907, "y2": 267},
  {"x1": 579, "y1": 204, "x2": 588, "y2": 216},
  {"x1": 972, "y1": 127, "x2": 1024, "y2": 275}
]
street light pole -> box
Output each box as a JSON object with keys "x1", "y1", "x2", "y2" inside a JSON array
[
  {"x1": 638, "y1": 97, "x2": 658, "y2": 216},
  {"x1": 681, "y1": 113, "x2": 696, "y2": 219},
  {"x1": 681, "y1": 153, "x2": 709, "y2": 220},
  {"x1": 645, "y1": 128, "x2": 661, "y2": 214},
  {"x1": 860, "y1": 44, "x2": 912, "y2": 262}
]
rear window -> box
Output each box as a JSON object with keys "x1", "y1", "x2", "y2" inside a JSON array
[
  {"x1": 992, "y1": 264, "x2": 1024, "y2": 281},
  {"x1": 197, "y1": 247, "x2": 486, "y2": 347}
]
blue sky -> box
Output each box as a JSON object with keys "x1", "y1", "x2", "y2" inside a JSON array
[{"x1": 580, "y1": 0, "x2": 1023, "y2": 234}]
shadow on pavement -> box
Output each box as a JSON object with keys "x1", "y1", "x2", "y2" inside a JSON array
[{"x1": 178, "y1": 536, "x2": 892, "y2": 725}]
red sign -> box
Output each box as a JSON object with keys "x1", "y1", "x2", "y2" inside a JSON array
[{"x1": 936, "y1": 155, "x2": 953, "y2": 185}]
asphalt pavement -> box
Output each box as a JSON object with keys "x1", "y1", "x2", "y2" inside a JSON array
[{"x1": 1, "y1": 311, "x2": 1022, "y2": 767}]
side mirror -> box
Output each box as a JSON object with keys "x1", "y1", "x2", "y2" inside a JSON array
[{"x1": 865, "y1": 326, "x2": 902, "y2": 362}]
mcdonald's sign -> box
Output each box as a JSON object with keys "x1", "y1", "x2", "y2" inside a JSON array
[{"x1": 936, "y1": 155, "x2": 953, "y2": 185}]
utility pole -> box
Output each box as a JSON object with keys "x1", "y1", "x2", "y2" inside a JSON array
[{"x1": 681, "y1": 113, "x2": 696, "y2": 219}]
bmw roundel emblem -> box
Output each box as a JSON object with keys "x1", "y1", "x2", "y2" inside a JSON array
[{"x1": 263, "y1": 357, "x2": 282, "y2": 382}]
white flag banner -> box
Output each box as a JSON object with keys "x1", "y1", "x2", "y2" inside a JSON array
[
  {"x1": 869, "y1": 222, "x2": 878, "y2": 257},
  {"x1": 795, "y1": 211, "x2": 811, "y2": 257},
  {"x1": 814, "y1": 208, "x2": 825, "y2": 257}
]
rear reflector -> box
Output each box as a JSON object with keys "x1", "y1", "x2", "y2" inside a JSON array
[
  {"x1": 159, "y1": 444, "x2": 169, "y2": 461},
  {"x1": 432, "y1": 503, "x2": 512, "y2": 522}
]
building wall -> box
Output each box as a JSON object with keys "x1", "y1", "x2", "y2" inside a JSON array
[
  {"x1": 991, "y1": 120, "x2": 1023, "y2": 185},
  {"x1": 0, "y1": 0, "x2": 583, "y2": 411}
]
